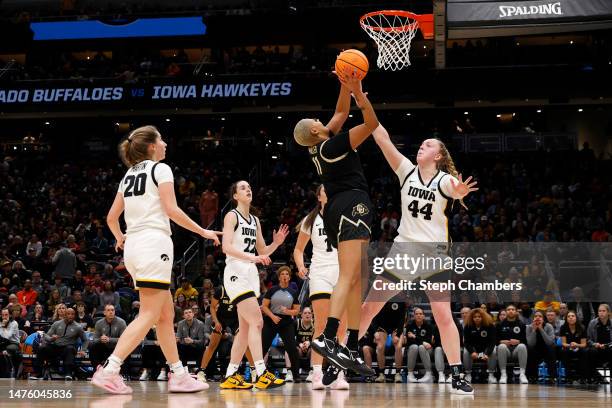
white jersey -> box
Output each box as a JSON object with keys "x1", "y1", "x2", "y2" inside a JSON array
[
  {"x1": 300, "y1": 213, "x2": 338, "y2": 268},
  {"x1": 395, "y1": 158, "x2": 454, "y2": 243},
  {"x1": 226, "y1": 209, "x2": 258, "y2": 264},
  {"x1": 119, "y1": 160, "x2": 173, "y2": 236}
]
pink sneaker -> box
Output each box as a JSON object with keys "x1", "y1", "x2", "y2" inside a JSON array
[
  {"x1": 91, "y1": 365, "x2": 133, "y2": 395},
  {"x1": 330, "y1": 371, "x2": 349, "y2": 390},
  {"x1": 311, "y1": 371, "x2": 325, "y2": 390},
  {"x1": 168, "y1": 373, "x2": 210, "y2": 393}
]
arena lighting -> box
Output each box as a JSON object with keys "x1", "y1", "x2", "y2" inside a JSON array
[
  {"x1": 277, "y1": 142, "x2": 284, "y2": 145},
  {"x1": 44, "y1": 121, "x2": 50, "y2": 125},
  {"x1": 165, "y1": 118, "x2": 171, "y2": 122},
  {"x1": 277, "y1": 116, "x2": 282, "y2": 119},
  {"x1": 464, "y1": 111, "x2": 469, "y2": 115},
  {"x1": 406, "y1": 113, "x2": 411, "y2": 116},
  {"x1": 221, "y1": 117, "x2": 226, "y2": 121},
  {"x1": 349, "y1": 114, "x2": 353, "y2": 118},
  {"x1": 496, "y1": 114, "x2": 502, "y2": 118},
  {"x1": 578, "y1": 108, "x2": 583, "y2": 112},
  {"x1": 271, "y1": 155, "x2": 278, "y2": 159},
  {"x1": 537, "y1": 109, "x2": 542, "y2": 113}
]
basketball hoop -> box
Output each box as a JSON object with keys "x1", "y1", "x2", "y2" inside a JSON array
[{"x1": 360, "y1": 10, "x2": 433, "y2": 71}]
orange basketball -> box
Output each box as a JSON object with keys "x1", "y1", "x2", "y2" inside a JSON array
[{"x1": 335, "y1": 49, "x2": 369, "y2": 80}]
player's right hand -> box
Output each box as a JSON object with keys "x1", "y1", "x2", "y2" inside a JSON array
[
  {"x1": 214, "y1": 322, "x2": 222, "y2": 333},
  {"x1": 201, "y1": 229, "x2": 222, "y2": 246},
  {"x1": 253, "y1": 255, "x2": 272, "y2": 265},
  {"x1": 297, "y1": 266, "x2": 309, "y2": 279}
]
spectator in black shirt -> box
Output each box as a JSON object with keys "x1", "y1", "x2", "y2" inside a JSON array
[
  {"x1": 497, "y1": 304, "x2": 528, "y2": 384},
  {"x1": 74, "y1": 302, "x2": 94, "y2": 331},
  {"x1": 405, "y1": 308, "x2": 434, "y2": 383},
  {"x1": 559, "y1": 310, "x2": 588, "y2": 383},
  {"x1": 462, "y1": 308, "x2": 496, "y2": 384},
  {"x1": 586, "y1": 303, "x2": 612, "y2": 384},
  {"x1": 261, "y1": 266, "x2": 301, "y2": 382},
  {"x1": 370, "y1": 299, "x2": 407, "y2": 383}
]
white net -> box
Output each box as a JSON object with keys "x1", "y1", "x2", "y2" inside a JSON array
[{"x1": 360, "y1": 12, "x2": 419, "y2": 71}]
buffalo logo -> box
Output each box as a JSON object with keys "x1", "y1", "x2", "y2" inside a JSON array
[
  {"x1": 352, "y1": 203, "x2": 369, "y2": 217},
  {"x1": 391, "y1": 303, "x2": 399, "y2": 311},
  {"x1": 480, "y1": 330, "x2": 488, "y2": 338},
  {"x1": 513, "y1": 326, "x2": 521, "y2": 334},
  {"x1": 160, "y1": 254, "x2": 169, "y2": 262},
  {"x1": 230, "y1": 276, "x2": 238, "y2": 282},
  {"x1": 420, "y1": 329, "x2": 427, "y2": 337}
]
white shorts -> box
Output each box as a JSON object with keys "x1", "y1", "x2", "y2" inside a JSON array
[
  {"x1": 308, "y1": 264, "x2": 339, "y2": 300},
  {"x1": 124, "y1": 229, "x2": 173, "y2": 290},
  {"x1": 223, "y1": 261, "x2": 260, "y2": 304}
]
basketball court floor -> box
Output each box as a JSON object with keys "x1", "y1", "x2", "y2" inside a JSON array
[{"x1": 1, "y1": 381, "x2": 610, "y2": 407}]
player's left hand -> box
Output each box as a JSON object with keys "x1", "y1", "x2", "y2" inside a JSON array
[
  {"x1": 115, "y1": 235, "x2": 125, "y2": 252},
  {"x1": 272, "y1": 224, "x2": 290, "y2": 245},
  {"x1": 449, "y1": 174, "x2": 478, "y2": 199}
]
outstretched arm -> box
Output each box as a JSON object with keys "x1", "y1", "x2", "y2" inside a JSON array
[
  {"x1": 326, "y1": 79, "x2": 351, "y2": 135},
  {"x1": 372, "y1": 124, "x2": 408, "y2": 173},
  {"x1": 338, "y1": 74, "x2": 378, "y2": 150},
  {"x1": 255, "y1": 219, "x2": 289, "y2": 257}
]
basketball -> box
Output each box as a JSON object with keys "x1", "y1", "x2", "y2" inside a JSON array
[{"x1": 335, "y1": 49, "x2": 369, "y2": 80}]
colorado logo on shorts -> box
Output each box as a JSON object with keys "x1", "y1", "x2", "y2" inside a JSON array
[
  {"x1": 160, "y1": 254, "x2": 169, "y2": 261},
  {"x1": 352, "y1": 203, "x2": 369, "y2": 217}
]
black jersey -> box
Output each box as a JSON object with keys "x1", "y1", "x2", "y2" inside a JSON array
[
  {"x1": 406, "y1": 321, "x2": 434, "y2": 346},
  {"x1": 308, "y1": 131, "x2": 368, "y2": 198},
  {"x1": 214, "y1": 285, "x2": 236, "y2": 322},
  {"x1": 463, "y1": 325, "x2": 496, "y2": 354},
  {"x1": 295, "y1": 318, "x2": 315, "y2": 343},
  {"x1": 373, "y1": 300, "x2": 407, "y2": 335}
]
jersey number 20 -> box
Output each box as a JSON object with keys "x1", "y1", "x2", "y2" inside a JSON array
[
  {"x1": 124, "y1": 174, "x2": 147, "y2": 197},
  {"x1": 407, "y1": 200, "x2": 433, "y2": 220}
]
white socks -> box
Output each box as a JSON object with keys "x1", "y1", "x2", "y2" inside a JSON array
[
  {"x1": 102, "y1": 354, "x2": 123, "y2": 375},
  {"x1": 169, "y1": 361, "x2": 187, "y2": 377},
  {"x1": 254, "y1": 360, "x2": 267, "y2": 377},
  {"x1": 225, "y1": 363, "x2": 240, "y2": 378},
  {"x1": 313, "y1": 364, "x2": 323, "y2": 374}
]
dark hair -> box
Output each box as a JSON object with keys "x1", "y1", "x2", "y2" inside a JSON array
[
  {"x1": 296, "y1": 184, "x2": 323, "y2": 233},
  {"x1": 562, "y1": 310, "x2": 585, "y2": 337},
  {"x1": 228, "y1": 180, "x2": 259, "y2": 216},
  {"x1": 118, "y1": 125, "x2": 160, "y2": 167},
  {"x1": 465, "y1": 308, "x2": 494, "y2": 328}
]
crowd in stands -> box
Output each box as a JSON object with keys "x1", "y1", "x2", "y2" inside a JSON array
[{"x1": 0, "y1": 130, "x2": 611, "y2": 382}]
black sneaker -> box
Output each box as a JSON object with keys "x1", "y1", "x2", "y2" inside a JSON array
[
  {"x1": 451, "y1": 375, "x2": 474, "y2": 395},
  {"x1": 335, "y1": 345, "x2": 375, "y2": 376},
  {"x1": 322, "y1": 366, "x2": 340, "y2": 386},
  {"x1": 311, "y1": 335, "x2": 347, "y2": 370}
]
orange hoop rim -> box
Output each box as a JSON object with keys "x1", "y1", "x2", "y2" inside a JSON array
[{"x1": 360, "y1": 10, "x2": 433, "y2": 38}]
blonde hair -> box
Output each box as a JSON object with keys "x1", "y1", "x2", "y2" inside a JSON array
[
  {"x1": 293, "y1": 119, "x2": 320, "y2": 147},
  {"x1": 118, "y1": 125, "x2": 160, "y2": 167},
  {"x1": 436, "y1": 139, "x2": 467, "y2": 209}
]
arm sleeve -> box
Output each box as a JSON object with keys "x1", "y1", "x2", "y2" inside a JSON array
[
  {"x1": 395, "y1": 158, "x2": 415, "y2": 183},
  {"x1": 525, "y1": 326, "x2": 536, "y2": 348},
  {"x1": 541, "y1": 325, "x2": 556, "y2": 346},
  {"x1": 154, "y1": 163, "x2": 174, "y2": 184},
  {"x1": 320, "y1": 132, "x2": 351, "y2": 160},
  {"x1": 264, "y1": 286, "x2": 276, "y2": 300},
  {"x1": 44, "y1": 322, "x2": 56, "y2": 342}
]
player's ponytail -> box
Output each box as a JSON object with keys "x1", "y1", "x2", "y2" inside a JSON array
[
  {"x1": 118, "y1": 125, "x2": 160, "y2": 167},
  {"x1": 436, "y1": 140, "x2": 467, "y2": 210},
  {"x1": 296, "y1": 184, "x2": 324, "y2": 233}
]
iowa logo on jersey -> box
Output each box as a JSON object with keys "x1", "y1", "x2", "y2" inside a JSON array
[
  {"x1": 230, "y1": 276, "x2": 238, "y2": 282},
  {"x1": 160, "y1": 254, "x2": 169, "y2": 261},
  {"x1": 352, "y1": 203, "x2": 369, "y2": 217}
]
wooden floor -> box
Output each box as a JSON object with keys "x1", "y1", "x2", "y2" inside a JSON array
[{"x1": 0, "y1": 380, "x2": 610, "y2": 407}]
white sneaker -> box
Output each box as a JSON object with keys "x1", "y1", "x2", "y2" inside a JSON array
[
  {"x1": 306, "y1": 370, "x2": 313, "y2": 382},
  {"x1": 499, "y1": 373, "x2": 507, "y2": 384},
  {"x1": 438, "y1": 372, "x2": 445, "y2": 383},
  {"x1": 445, "y1": 375, "x2": 452, "y2": 384},
  {"x1": 285, "y1": 371, "x2": 294, "y2": 382},
  {"x1": 311, "y1": 371, "x2": 325, "y2": 390},
  {"x1": 519, "y1": 373, "x2": 529, "y2": 384},
  {"x1": 139, "y1": 369, "x2": 149, "y2": 381},
  {"x1": 488, "y1": 373, "x2": 497, "y2": 384},
  {"x1": 196, "y1": 370, "x2": 207, "y2": 383},
  {"x1": 464, "y1": 373, "x2": 471, "y2": 383},
  {"x1": 157, "y1": 369, "x2": 168, "y2": 381},
  {"x1": 407, "y1": 372, "x2": 418, "y2": 383},
  {"x1": 330, "y1": 370, "x2": 349, "y2": 390},
  {"x1": 375, "y1": 373, "x2": 386, "y2": 383},
  {"x1": 419, "y1": 371, "x2": 433, "y2": 383},
  {"x1": 395, "y1": 373, "x2": 403, "y2": 383}
]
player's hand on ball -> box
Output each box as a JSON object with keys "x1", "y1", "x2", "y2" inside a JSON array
[
  {"x1": 254, "y1": 255, "x2": 272, "y2": 265},
  {"x1": 449, "y1": 174, "x2": 478, "y2": 199},
  {"x1": 201, "y1": 229, "x2": 222, "y2": 245},
  {"x1": 272, "y1": 224, "x2": 290, "y2": 245},
  {"x1": 297, "y1": 266, "x2": 309, "y2": 279}
]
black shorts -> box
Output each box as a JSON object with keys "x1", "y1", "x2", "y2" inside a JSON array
[{"x1": 323, "y1": 189, "x2": 373, "y2": 248}]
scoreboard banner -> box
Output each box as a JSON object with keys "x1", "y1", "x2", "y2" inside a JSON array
[
  {"x1": 0, "y1": 80, "x2": 293, "y2": 110},
  {"x1": 447, "y1": 0, "x2": 612, "y2": 26}
]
